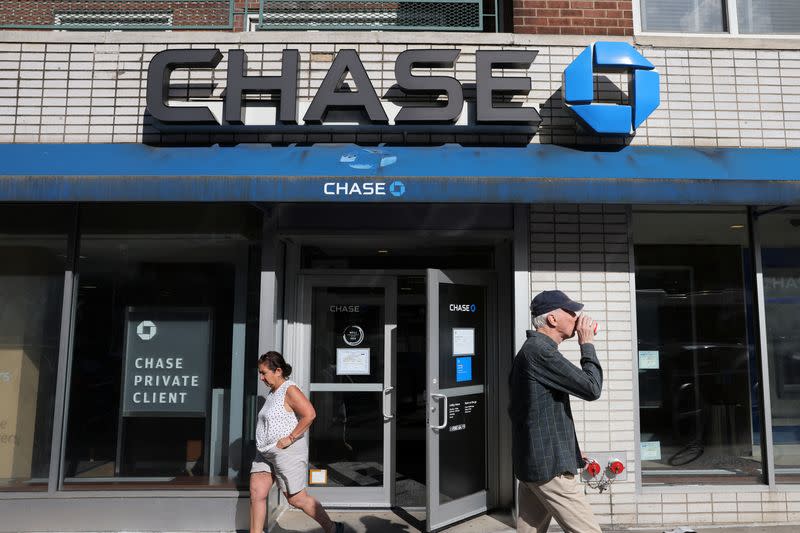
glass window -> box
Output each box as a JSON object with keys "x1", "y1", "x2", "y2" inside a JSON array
[
  {"x1": 436, "y1": 284, "x2": 487, "y2": 503},
  {"x1": 396, "y1": 275, "x2": 426, "y2": 507},
  {"x1": 307, "y1": 285, "x2": 386, "y2": 488},
  {"x1": 310, "y1": 287, "x2": 385, "y2": 384},
  {"x1": 301, "y1": 246, "x2": 494, "y2": 270},
  {"x1": 737, "y1": 0, "x2": 800, "y2": 34},
  {"x1": 0, "y1": 205, "x2": 70, "y2": 492},
  {"x1": 634, "y1": 207, "x2": 762, "y2": 483},
  {"x1": 62, "y1": 204, "x2": 261, "y2": 489},
  {"x1": 641, "y1": 0, "x2": 728, "y2": 32},
  {"x1": 308, "y1": 392, "x2": 384, "y2": 488},
  {"x1": 758, "y1": 208, "x2": 800, "y2": 483}
]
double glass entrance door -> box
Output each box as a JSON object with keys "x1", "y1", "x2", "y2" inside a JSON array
[{"x1": 299, "y1": 271, "x2": 494, "y2": 531}]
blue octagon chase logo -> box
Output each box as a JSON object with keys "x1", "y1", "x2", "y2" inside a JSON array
[
  {"x1": 389, "y1": 181, "x2": 405, "y2": 197},
  {"x1": 563, "y1": 42, "x2": 659, "y2": 135}
]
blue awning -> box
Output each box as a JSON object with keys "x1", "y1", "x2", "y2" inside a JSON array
[{"x1": 1, "y1": 143, "x2": 799, "y2": 203}]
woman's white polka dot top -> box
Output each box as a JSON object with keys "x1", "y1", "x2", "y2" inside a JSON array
[{"x1": 255, "y1": 379, "x2": 300, "y2": 453}]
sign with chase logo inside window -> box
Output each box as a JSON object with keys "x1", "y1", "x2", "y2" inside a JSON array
[{"x1": 121, "y1": 307, "x2": 212, "y2": 417}]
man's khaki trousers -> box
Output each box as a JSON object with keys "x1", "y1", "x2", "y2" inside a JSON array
[{"x1": 516, "y1": 473, "x2": 602, "y2": 533}]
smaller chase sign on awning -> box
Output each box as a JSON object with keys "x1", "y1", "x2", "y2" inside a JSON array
[{"x1": 2, "y1": 143, "x2": 800, "y2": 205}]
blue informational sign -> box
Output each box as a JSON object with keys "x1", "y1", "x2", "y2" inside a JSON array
[{"x1": 456, "y1": 356, "x2": 473, "y2": 383}]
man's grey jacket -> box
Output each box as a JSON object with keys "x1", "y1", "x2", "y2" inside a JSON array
[{"x1": 509, "y1": 330, "x2": 603, "y2": 483}]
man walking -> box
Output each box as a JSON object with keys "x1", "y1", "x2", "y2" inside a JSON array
[{"x1": 509, "y1": 290, "x2": 603, "y2": 533}]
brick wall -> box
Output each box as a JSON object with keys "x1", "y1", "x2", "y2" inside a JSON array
[
  {"x1": 0, "y1": 0, "x2": 634, "y2": 34},
  {"x1": 0, "y1": 1, "x2": 232, "y2": 29},
  {"x1": 233, "y1": 0, "x2": 259, "y2": 31},
  {"x1": 513, "y1": 0, "x2": 634, "y2": 36}
]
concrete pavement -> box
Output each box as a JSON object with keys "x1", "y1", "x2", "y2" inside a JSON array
[{"x1": 271, "y1": 508, "x2": 800, "y2": 533}]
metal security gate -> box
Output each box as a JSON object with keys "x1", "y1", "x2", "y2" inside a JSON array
[{"x1": 256, "y1": 0, "x2": 486, "y2": 31}]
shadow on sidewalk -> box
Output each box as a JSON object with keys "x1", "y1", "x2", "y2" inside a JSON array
[{"x1": 362, "y1": 513, "x2": 414, "y2": 533}]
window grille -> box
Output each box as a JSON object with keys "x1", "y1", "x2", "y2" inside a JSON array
[{"x1": 54, "y1": 11, "x2": 173, "y2": 30}]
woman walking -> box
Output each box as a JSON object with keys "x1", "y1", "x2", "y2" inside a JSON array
[{"x1": 250, "y1": 351, "x2": 344, "y2": 533}]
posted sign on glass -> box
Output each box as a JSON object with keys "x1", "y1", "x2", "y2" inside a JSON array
[{"x1": 121, "y1": 308, "x2": 212, "y2": 417}]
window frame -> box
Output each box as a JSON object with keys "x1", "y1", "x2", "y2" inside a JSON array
[
  {"x1": 630, "y1": 205, "x2": 768, "y2": 486},
  {"x1": 633, "y1": 0, "x2": 800, "y2": 39}
]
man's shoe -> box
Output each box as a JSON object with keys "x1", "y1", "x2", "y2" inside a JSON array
[{"x1": 334, "y1": 522, "x2": 345, "y2": 533}]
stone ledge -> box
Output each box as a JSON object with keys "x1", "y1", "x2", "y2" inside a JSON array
[
  {"x1": 0, "y1": 30, "x2": 630, "y2": 47},
  {"x1": 636, "y1": 34, "x2": 800, "y2": 50}
]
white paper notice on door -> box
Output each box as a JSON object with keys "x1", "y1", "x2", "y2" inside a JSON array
[
  {"x1": 452, "y1": 328, "x2": 475, "y2": 356},
  {"x1": 638, "y1": 350, "x2": 660, "y2": 370},
  {"x1": 640, "y1": 441, "x2": 662, "y2": 461},
  {"x1": 309, "y1": 469, "x2": 328, "y2": 484},
  {"x1": 336, "y1": 348, "x2": 371, "y2": 375}
]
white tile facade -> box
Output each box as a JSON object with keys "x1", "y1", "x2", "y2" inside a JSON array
[
  {"x1": 529, "y1": 202, "x2": 800, "y2": 528},
  {"x1": 2, "y1": 30, "x2": 800, "y2": 529},
  {"x1": 1, "y1": 32, "x2": 800, "y2": 147},
  {"x1": 530, "y1": 204, "x2": 642, "y2": 528}
]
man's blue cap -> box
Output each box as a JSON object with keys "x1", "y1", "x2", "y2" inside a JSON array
[{"x1": 530, "y1": 290, "x2": 584, "y2": 317}]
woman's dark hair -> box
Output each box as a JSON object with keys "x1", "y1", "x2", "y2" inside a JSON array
[{"x1": 258, "y1": 351, "x2": 292, "y2": 378}]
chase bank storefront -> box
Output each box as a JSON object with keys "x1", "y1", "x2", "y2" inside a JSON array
[{"x1": 3, "y1": 29, "x2": 800, "y2": 531}]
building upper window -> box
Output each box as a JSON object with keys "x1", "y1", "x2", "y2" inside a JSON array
[
  {"x1": 639, "y1": 0, "x2": 800, "y2": 35},
  {"x1": 737, "y1": 0, "x2": 800, "y2": 34},
  {"x1": 641, "y1": 0, "x2": 727, "y2": 33},
  {"x1": 54, "y1": 12, "x2": 173, "y2": 30}
]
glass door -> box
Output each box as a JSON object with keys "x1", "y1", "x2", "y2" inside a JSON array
[
  {"x1": 300, "y1": 275, "x2": 396, "y2": 506},
  {"x1": 426, "y1": 269, "x2": 494, "y2": 531}
]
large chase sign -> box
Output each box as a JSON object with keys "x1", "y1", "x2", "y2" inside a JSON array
[
  {"x1": 121, "y1": 307, "x2": 212, "y2": 417},
  {"x1": 146, "y1": 43, "x2": 660, "y2": 138},
  {"x1": 146, "y1": 48, "x2": 541, "y2": 134}
]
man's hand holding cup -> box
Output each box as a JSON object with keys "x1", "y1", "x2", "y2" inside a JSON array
[{"x1": 576, "y1": 314, "x2": 598, "y2": 345}]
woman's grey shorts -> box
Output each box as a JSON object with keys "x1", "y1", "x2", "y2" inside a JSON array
[{"x1": 251, "y1": 438, "x2": 308, "y2": 494}]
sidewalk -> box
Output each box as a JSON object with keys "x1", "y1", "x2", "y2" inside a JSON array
[{"x1": 272, "y1": 509, "x2": 800, "y2": 533}]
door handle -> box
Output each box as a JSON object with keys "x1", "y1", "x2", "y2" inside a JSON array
[
  {"x1": 429, "y1": 393, "x2": 448, "y2": 430},
  {"x1": 382, "y1": 386, "x2": 395, "y2": 420}
]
